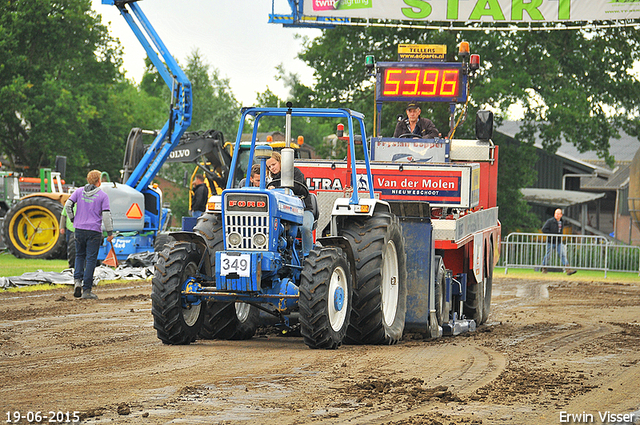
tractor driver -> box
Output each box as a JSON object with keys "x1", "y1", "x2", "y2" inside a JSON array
[
  {"x1": 267, "y1": 152, "x2": 314, "y2": 256},
  {"x1": 393, "y1": 102, "x2": 441, "y2": 139},
  {"x1": 238, "y1": 164, "x2": 261, "y2": 187}
]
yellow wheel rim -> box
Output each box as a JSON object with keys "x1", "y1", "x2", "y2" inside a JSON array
[{"x1": 8, "y1": 205, "x2": 60, "y2": 256}]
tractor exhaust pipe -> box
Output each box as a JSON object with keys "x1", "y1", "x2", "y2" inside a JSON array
[{"x1": 282, "y1": 103, "x2": 294, "y2": 192}]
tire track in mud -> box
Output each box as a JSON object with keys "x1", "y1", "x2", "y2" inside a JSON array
[
  {"x1": 299, "y1": 343, "x2": 507, "y2": 425},
  {"x1": 3, "y1": 276, "x2": 639, "y2": 424}
]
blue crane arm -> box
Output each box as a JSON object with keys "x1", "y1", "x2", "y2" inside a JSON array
[{"x1": 103, "y1": 0, "x2": 192, "y2": 191}]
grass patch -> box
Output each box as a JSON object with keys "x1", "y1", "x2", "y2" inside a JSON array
[
  {"x1": 4, "y1": 283, "x2": 67, "y2": 293},
  {"x1": 0, "y1": 251, "x2": 69, "y2": 277},
  {"x1": 496, "y1": 267, "x2": 640, "y2": 283}
]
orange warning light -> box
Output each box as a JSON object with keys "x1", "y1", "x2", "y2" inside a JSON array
[{"x1": 126, "y1": 203, "x2": 143, "y2": 219}]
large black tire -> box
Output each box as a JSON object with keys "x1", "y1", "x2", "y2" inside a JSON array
[
  {"x1": 482, "y1": 244, "x2": 494, "y2": 324},
  {"x1": 434, "y1": 255, "x2": 449, "y2": 327},
  {"x1": 340, "y1": 213, "x2": 407, "y2": 345},
  {"x1": 3, "y1": 197, "x2": 66, "y2": 259},
  {"x1": 67, "y1": 231, "x2": 76, "y2": 269},
  {"x1": 151, "y1": 241, "x2": 205, "y2": 344},
  {"x1": 299, "y1": 247, "x2": 352, "y2": 349},
  {"x1": 199, "y1": 301, "x2": 260, "y2": 340},
  {"x1": 193, "y1": 213, "x2": 223, "y2": 265},
  {"x1": 154, "y1": 232, "x2": 175, "y2": 252},
  {"x1": 464, "y1": 243, "x2": 492, "y2": 325},
  {"x1": 193, "y1": 213, "x2": 261, "y2": 340}
]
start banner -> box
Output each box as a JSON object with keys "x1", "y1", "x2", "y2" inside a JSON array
[{"x1": 303, "y1": 0, "x2": 640, "y2": 23}]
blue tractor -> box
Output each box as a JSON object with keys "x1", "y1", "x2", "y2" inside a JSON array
[{"x1": 152, "y1": 105, "x2": 408, "y2": 349}]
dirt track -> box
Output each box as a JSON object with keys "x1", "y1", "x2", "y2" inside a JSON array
[{"x1": 1, "y1": 274, "x2": 640, "y2": 425}]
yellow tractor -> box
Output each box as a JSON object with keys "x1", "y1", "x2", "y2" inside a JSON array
[{"x1": 2, "y1": 168, "x2": 70, "y2": 259}]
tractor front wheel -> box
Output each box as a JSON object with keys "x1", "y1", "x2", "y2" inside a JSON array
[{"x1": 151, "y1": 241, "x2": 205, "y2": 344}]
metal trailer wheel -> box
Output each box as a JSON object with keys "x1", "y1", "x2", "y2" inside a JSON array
[
  {"x1": 151, "y1": 241, "x2": 205, "y2": 344},
  {"x1": 299, "y1": 247, "x2": 352, "y2": 349},
  {"x1": 3, "y1": 197, "x2": 66, "y2": 259},
  {"x1": 340, "y1": 213, "x2": 407, "y2": 345},
  {"x1": 434, "y1": 255, "x2": 449, "y2": 327},
  {"x1": 464, "y1": 243, "x2": 491, "y2": 325},
  {"x1": 482, "y1": 243, "x2": 494, "y2": 324}
]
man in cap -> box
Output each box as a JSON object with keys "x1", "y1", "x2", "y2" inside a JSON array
[{"x1": 393, "y1": 102, "x2": 440, "y2": 139}]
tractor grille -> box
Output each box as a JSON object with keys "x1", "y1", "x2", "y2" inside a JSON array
[
  {"x1": 225, "y1": 214, "x2": 270, "y2": 250},
  {"x1": 224, "y1": 193, "x2": 270, "y2": 251}
]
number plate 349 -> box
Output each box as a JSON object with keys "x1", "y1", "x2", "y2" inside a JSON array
[{"x1": 219, "y1": 253, "x2": 251, "y2": 277}]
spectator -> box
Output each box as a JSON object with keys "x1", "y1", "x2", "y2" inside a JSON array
[
  {"x1": 393, "y1": 102, "x2": 440, "y2": 139},
  {"x1": 64, "y1": 170, "x2": 114, "y2": 299},
  {"x1": 541, "y1": 208, "x2": 576, "y2": 275},
  {"x1": 190, "y1": 174, "x2": 208, "y2": 218},
  {"x1": 266, "y1": 152, "x2": 314, "y2": 256}
]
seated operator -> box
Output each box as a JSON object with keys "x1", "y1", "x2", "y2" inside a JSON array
[
  {"x1": 266, "y1": 152, "x2": 314, "y2": 256},
  {"x1": 238, "y1": 164, "x2": 261, "y2": 188},
  {"x1": 393, "y1": 102, "x2": 441, "y2": 139}
]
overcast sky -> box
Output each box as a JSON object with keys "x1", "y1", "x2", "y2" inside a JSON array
[{"x1": 91, "y1": 1, "x2": 321, "y2": 106}]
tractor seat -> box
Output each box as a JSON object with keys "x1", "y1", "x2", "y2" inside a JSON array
[{"x1": 306, "y1": 192, "x2": 319, "y2": 230}]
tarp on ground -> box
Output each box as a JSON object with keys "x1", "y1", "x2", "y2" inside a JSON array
[{"x1": 0, "y1": 252, "x2": 158, "y2": 289}]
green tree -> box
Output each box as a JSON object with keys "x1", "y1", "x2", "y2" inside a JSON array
[
  {"x1": 292, "y1": 24, "x2": 640, "y2": 234},
  {"x1": 156, "y1": 51, "x2": 242, "y2": 223},
  {"x1": 255, "y1": 66, "x2": 352, "y2": 153},
  {"x1": 0, "y1": 0, "x2": 160, "y2": 183},
  {"x1": 462, "y1": 26, "x2": 640, "y2": 166},
  {"x1": 185, "y1": 50, "x2": 240, "y2": 136},
  {"x1": 140, "y1": 57, "x2": 169, "y2": 100}
]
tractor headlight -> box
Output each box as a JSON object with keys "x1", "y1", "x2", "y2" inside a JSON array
[
  {"x1": 228, "y1": 232, "x2": 242, "y2": 247},
  {"x1": 252, "y1": 233, "x2": 267, "y2": 248}
]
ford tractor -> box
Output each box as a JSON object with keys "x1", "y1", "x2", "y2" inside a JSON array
[{"x1": 151, "y1": 105, "x2": 408, "y2": 349}]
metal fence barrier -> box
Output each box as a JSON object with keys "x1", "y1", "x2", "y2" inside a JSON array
[{"x1": 500, "y1": 233, "x2": 640, "y2": 277}]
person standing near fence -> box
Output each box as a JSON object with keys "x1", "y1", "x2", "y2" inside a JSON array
[{"x1": 541, "y1": 208, "x2": 576, "y2": 275}]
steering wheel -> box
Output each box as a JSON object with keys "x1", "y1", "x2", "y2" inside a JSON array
[
  {"x1": 398, "y1": 133, "x2": 420, "y2": 139},
  {"x1": 268, "y1": 179, "x2": 309, "y2": 198}
]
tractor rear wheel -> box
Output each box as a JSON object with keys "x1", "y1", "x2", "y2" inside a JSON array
[
  {"x1": 3, "y1": 197, "x2": 66, "y2": 259},
  {"x1": 191, "y1": 213, "x2": 261, "y2": 340},
  {"x1": 340, "y1": 213, "x2": 407, "y2": 345},
  {"x1": 299, "y1": 247, "x2": 352, "y2": 349},
  {"x1": 151, "y1": 241, "x2": 205, "y2": 344},
  {"x1": 193, "y1": 213, "x2": 223, "y2": 265},
  {"x1": 154, "y1": 232, "x2": 175, "y2": 252},
  {"x1": 199, "y1": 301, "x2": 260, "y2": 340}
]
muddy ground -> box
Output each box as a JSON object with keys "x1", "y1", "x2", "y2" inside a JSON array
[{"x1": 1, "y1": 273, "x2": 639, "y2": 425}]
